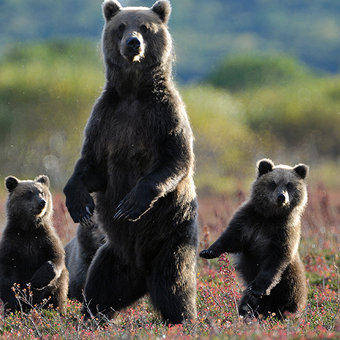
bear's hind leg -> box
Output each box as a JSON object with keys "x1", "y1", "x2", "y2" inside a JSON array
[
  {"x1": 147, "y1": 242, "x2": 197, "y2": 324},
  {"x1": 82, "y1": 244, "x2": 147, "y2": 319},
  {"x1": 47, "y1": 268, "x2": 69, "y2": 312},
  {"x1": 0, "y1": 281, "x2": 19, "y2": 315}
]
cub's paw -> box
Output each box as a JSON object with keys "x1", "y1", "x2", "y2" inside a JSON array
[
  {"x1": 238, "y1": 303, "x2": 257, "y2": 321},
  {"x1": 30, "y1": 261, "x2": 56, "y2": 290},
  {"x1": 114, "y1": 183, "x2": 156, "y2": 222},
  {"x1": 247, "y1": 283, "x2": 266, "y2": 298},
  {"x1": 199, "y1": 249, "x2": 220, "y2": 259}
]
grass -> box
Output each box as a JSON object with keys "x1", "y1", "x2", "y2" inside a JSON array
[{"x1": 0, "y1": 187, "x2": 338, "y2": 338}]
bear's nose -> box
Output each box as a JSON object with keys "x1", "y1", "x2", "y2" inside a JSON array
[
  {"x1": 126, "y1": 37, "x2": 141, "y2": 51},
  {"x1": 38, "y1": 199, "x2": 46, "y2": 210},
  {"x1": 277, "y1": 194, "x2": 286, "y2": 206}
]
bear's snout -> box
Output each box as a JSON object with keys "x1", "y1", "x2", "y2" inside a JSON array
[
  {"x1": 121, "y1": 32, "x2": 145, "y2": 62},
  {"x1": 34, "y1": 198, "x2": 47, "y2": 217},
  {"x1": 126, "y1": 37, "x2": 141, "y2": 52},
  {"x1": 277, "y1": 191, "x2": 289, "y2": 206},
  {"x1": 38, "y1": 199, "x2": 46, "y2": 211}
]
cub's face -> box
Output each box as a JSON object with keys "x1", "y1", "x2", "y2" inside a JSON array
[
  {"x1": 102, "y1": 0, "x2": 172, "y2": 65},
  {"x1": 5, "y1": 175, "x2": 52, "y2": 220},
  {"x1": 251, "y1": 159, "x2": 309, "y2": 216}
]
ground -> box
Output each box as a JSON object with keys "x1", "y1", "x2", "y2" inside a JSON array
[{"x1": 0, "y1": 186, "x2": 338, "y2": 338}]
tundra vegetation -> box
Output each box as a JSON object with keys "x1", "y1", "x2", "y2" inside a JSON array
[{"x1": 0, "y1": 42, "x2": 339, "y2": 337}]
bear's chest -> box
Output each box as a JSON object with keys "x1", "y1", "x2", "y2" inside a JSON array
[
  {"x1": 19, "y1": 235, "x2": 46, "y2": 262},
  {"x1": 242, "y1": 224, "x2": 272, "y2": 257},
  {"x1": 101, "y1": 98, "x2": 156, "y2": 165},
  {"x1": 4, "y1": 236, "x2": 45, "y2": 280}
]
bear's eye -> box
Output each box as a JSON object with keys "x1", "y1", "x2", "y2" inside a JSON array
[
  {"x1": 118, "y1": 23, "x2": 125, "y2": 32},
  {"x1": 25, "y1": 191, "x2": 34, "y2": 199},
  {"x1": 286, "y1": 182, "x2": 294, "y2": 190},
  {"x1": 269, "y1": 181, "x2": 276, "y2": 190},
  {"x1": 140, "y1": 24, "x2": 148, "y2": 33}
]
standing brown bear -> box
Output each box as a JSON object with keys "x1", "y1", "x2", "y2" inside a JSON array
[
  {"x1": 200, "y1": 159, "x2": 308, "y2": 319},
  {"x1": 63, "y1": 0, "x2": 198, "y2": 324},
  {"x1": 0, "y1": 176, "x2": 68, "y2": 314}
]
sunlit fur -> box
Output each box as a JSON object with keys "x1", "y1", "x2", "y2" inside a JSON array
[
  {"x1": 200, "y1": 159, "x2": 309, "y2": 319},
  {"x1": 63, "y1": 0, "x2": 197, "y2": 324}
]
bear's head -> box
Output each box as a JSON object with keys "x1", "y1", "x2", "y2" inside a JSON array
[
  {"x1": 102, "y1": 0, "x2": 172, "y2": 66},
  {"x1": 5, "y1": 175, "x2": 52, "y2": 221},
  {"x1": 250, "y1": 158, "x2": 309, "y2": 216}
]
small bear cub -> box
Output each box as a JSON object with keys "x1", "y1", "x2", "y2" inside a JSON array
[
  {"x1": 0, "y1": 176, "x2": 68, "y2": 314},
  {"x1": 200, "y1": 159, "x2": 308, "y2": 319}
]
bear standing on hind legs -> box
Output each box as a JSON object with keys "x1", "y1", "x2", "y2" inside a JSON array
[
  {"x1": 63, "y1": 0, "x2": 198, "y2": 324},
  {"x1": 200, "y1": 159, "x2": 308, "y2": 319},
  {"x1": 0, "y1": 176, "x2": 68, "y2": 314}
]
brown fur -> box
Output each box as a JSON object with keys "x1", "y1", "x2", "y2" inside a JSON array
[
  {"x1": 65, "y1": 219, "x2": 105, "y2": 301},
  {"x1": 200, "y1": 159, "x2": 308, "y2": 319},
  {"x1": 63, "y1": 0, "x2": 197, "y2": 324},
  {"x1": 0, "y1": 176, "x2": 68, "y2": 314}
]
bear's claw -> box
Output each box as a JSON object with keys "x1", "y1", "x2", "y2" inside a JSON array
[
  {"x1": 238, "y1": 304, "x2": 257, "y2": 321},
  {"x1": 114, "y1": 185, "x2": 154, "y2": 222},
  {"x1": 66, "y1": 197, "x2": 94, "y2": 223},
  {"x1": 247, "y1": 284, "x2": 265, "y2": 298},
  {"x1": 199, "y1": 249, "x2": 219, "y2": 259}
]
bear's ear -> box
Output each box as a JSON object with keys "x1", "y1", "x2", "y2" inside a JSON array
[
  {"x1": 5, "y1": 176, "x2": 19, "y2": 192},
  {"x1": 102, "y1": 0, "x2": 122, "y2": 22},
  {"x1": 293, "y1": 164, "x2": 309, "y2": 179},
  {"x1": 35, "y1": 175, "x2": 50, "y2": 188},
  {"x1": 257, "y1": 158, "x2": 274, "y2": 177},
  {"x1": 151, "y1": 0, "x2": 171, "y2": 24}
]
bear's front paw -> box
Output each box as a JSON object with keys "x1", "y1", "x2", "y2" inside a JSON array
[
  {"x1": 114, "y1": 184, "x2": 155, "y2": 222},
  {"x1": 64, "y1": 186, "x2": 95, "y2": 223},
  {"x1": 247, "y1": 283, "x2": 265, "y2": 298},
  {"x1": 238, "y1": 303, "x2": 257, "y2": 321},
  {"x1": 199, "y1": 249, "x2": 220, "y2": 259},
  {"x1": 30, "y1": 261, "x2": 56, "y2": 290}
]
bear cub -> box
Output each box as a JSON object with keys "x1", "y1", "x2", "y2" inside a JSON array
[
  {"x1": 200, "y1": 159, "x2": 308, "y2": 319},
  {"x1": 65, "y1": 219, "x2": 105, "y2": 301},
  {"x1": 0, "y1": 176, "x2": 68, "y2": 314}
]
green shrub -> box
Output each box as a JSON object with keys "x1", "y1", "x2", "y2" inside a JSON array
[
  {"x1": 0, "y1": 40, "x2": 103, "y2": 188},
  {"x1": 239, "y1": 77, "x2": 340, "y2": 159},
  {"x1": 182, "y1": 85, "x2": 258, "y2": 193},
  {"x1": 206, "y1": 54, "x2": 312, "y2": 91}
]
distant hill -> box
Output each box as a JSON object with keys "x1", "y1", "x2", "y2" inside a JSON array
[{"x1": 1, "y1": 0, "x2": 340, "y2": 82}]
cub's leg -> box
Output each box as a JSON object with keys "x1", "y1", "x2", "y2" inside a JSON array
[
  {"x1": 200, "y1": 218, "x2": 243, "y2": 259},
  {"x1": 47, "y1": 268, "x2": 69, "y2": 311},
  {"x1": 238, "y1": 290, "x2": 261, "y2": 319},
  {"x1": 256, "y1": 256, "x2": 307, "y2": 319},
  {"x1": 0, "y1": 280, "x2": 19, "y2": 314}
]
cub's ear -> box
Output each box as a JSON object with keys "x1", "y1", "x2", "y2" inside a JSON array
[
  {"x1": 35, "y1": 175, "x2": 50, "y2": 188},
  {"x1": 293, "y1": 164, "x2": 309, "y2": 179},
  {"x1": 102, "y1": 0, "x2": 122, "y2": 22},
  {"x1": 5, "y1": 176, "x2": 19, "y2": 192},
  {"x1": 257, "y1": 158, "x2": 274, "y2": 177},
  {"x1": 151, "y1": 0, "x2": 171, "y2": 24}
]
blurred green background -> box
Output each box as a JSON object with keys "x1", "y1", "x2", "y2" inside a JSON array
[{"x1": 0, "y1": 0, "x2": 340, "y2": 194}]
